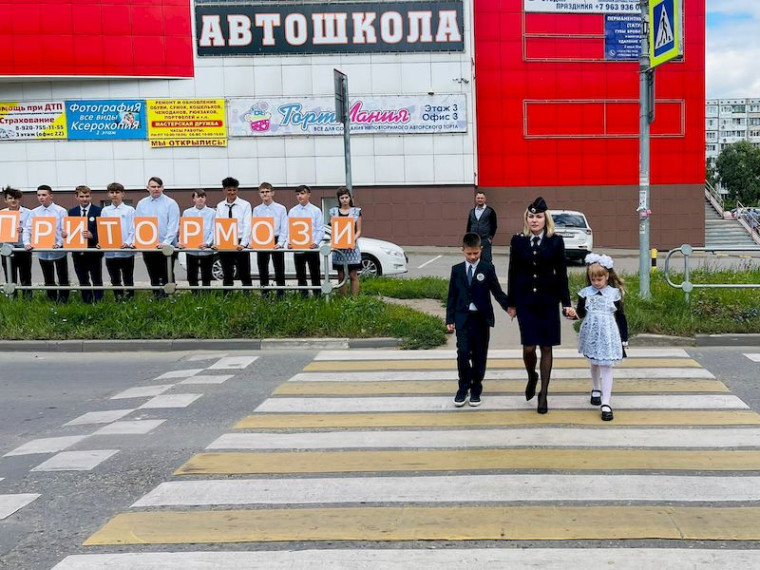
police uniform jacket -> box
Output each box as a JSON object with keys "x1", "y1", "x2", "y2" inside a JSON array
[{"x1": 507, "y1": 232, "x2": 571, "y2": 309}]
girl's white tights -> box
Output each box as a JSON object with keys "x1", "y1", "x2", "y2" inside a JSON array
[{"x1": 590, "y1": 364, "x2": 614, "y2": 406}]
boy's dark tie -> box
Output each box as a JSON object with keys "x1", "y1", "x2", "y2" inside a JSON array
[{"x1": 467, "y1": 264, "x2": 473, "y2": 285}]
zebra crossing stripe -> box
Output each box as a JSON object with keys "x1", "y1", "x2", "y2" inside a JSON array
[
  {"x1": 233, "y1": 410, "x2": 760, "y2": 429},
  {"x1": 745, "y1": 354, "x2": 760, "y2": 362},
  {"x1": 304, "y1": 358, "x2": 702, "y2": 372},
  {"x1": 273, "y1": 378, "x2": 730, "y2": 396},
  {"x1": 314, "y1": 348, "x2": 692, "y2": 360},
  {"x1": 210, "y1": 427, "x2": 760, "y2": 450},
  {"x1": 83, "y1": 506, "x2": 760, "y2": 544},
  {"x1": 49, "y1": 549, "x2": 760, "y2": 569},
  {"x1": 0, "y1": 494, "x2": 40, "y2": 520},
  {"x1": 177, "y1": 448, "x2": 760, "y2": 476},
  {"x1": 254, "y1": 394, "x2": 748, "y2": 413}
]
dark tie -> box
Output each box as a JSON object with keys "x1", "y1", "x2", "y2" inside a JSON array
[
  {"x1": 467, "y1": 264, "x2": 473, "y2": 285},
  {"x1": 227, "y1": 204, "x2": 234, "y2": 218},
  {"x1": 532, "y1": 236, "x2": 539, "y2": 248},
  {"x1": 82, "y1": 208, "x2": 87, "y2": 217}
]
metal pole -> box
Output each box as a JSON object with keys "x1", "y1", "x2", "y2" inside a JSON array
[
  {"x1": 638, "y1": 0, "x2": 652, "y2": 299},
  {"x1": 342, "y1": 74, "x2": 353, "y2": 197}
]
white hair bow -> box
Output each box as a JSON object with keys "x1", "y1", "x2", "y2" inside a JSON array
[{"x1": 584, "y1": 253, "x2": 614, "y2": 269}]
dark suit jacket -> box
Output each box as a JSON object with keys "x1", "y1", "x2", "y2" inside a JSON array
[
  {"x1": 507, "y1": 232, "x2": 571, "y2": 309},
  {"x1": 446, "y1": 260, "x2": 510, "y2": 329},
  {"x1": 466, "y1": 206, "x2": 498, "y2": 242},
  {"x1": 68, "y1": 204, "x2": 102, "y2": 249}
]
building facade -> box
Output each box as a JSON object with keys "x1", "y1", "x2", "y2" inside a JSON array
[{"x1": 706, "y1": 98, "x2": 760, "y2": 163}]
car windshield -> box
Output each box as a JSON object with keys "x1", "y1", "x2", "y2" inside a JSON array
[{"x1": 553, "y1": 213, "x2": 587, "y2": 228}]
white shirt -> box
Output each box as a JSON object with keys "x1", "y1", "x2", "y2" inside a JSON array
[
  {"x1": 1, "y1": 206, "x2": 31, "y2": 247},
  {"x1": 23, "y1": 203, "x2": 67, "y2": 260},
  {"x1": 531, "y1": 231, "x2": 545, "y2": 247},
  {"x1": 100, "y1": 203, "x2": 136, "y2": 258},
  {"x1": 474, "y1": 205, "x2": 486, "y2": 220},
  {"x1": 182, "y1": 205, "x2": 216, "y2": 256},
  {"x1": 287, "y1": 202, "x2": 324, "y2": 247},
  {"x1": 252, "y1": 201, "x2": 288, "y2": 245},
  {"x1": 135, "y1": 193, "x2": 180, "y2": 246},
  {"x1": 216, "y1": 197, "x2": 252, "y2": 247}
]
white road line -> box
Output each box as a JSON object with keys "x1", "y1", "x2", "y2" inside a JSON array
[
  {"x1": 4, "y1": 436, "x2": 89, "y2": 457},
  {"x1": 255, "y1": 394, "x2": 748, "y2": 413},
  {"x1": 289, "y1": 368, "x2": 715, "y2": 382},
  {"x1": 207, "y1": 428, "x2": 760, "y2": 450},
  {"x1": 416, "y1": 254, "x2": 443, "y2": 269},
  {"x1": 48, "y1": 550, "x2": 760, "y2": 570},
  {"x1": 64, "y1": 410, "x2": 134, "y2": 426},
  {"x1": 132, "y1": 475, "x2": 760, "y2": 507},
  {"x1": 154, "y1": 369, "x2": 204, "y2": 379},
  {"x1": 314, "y1": 348, "x2": 692, "y2": 360},
  {"x1": 92, "y1": 420, "x2": 166, "y2": 436},
  {"x1": 187, "y1": 354, "x2": 228, "y2": 361},
  {"x1": 138, "y1": 394, "x2": 202, "y2": 409},
  {"x1": 31, "y1": 450, "x2": 119, "y2": 472},
  {"x1": 179, "y1": 375, "x2": 234, "y2": 385},
  {"x1": 745, "y1": 353, "x2": 760, "y2": 363},
  {"x1": 111, "y1": 385, "x2": 174, "y2": 400},
  {"x1": 0, "y1": 494, "x2": 40, "y2": 520},
  {"x1": 208, "y1": 356, "x2": 258, "y2": 370}
]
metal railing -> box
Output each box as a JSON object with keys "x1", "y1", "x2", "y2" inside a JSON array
[
  {"x1": 664, "y1": 244, "x2": 760, "y2": 303},
  {"x1": 0, "y1": 244, "x2": 348, "y2": 299},
  {"x1": 705, "y1": 182, "x2": 724, "y2": 215}
]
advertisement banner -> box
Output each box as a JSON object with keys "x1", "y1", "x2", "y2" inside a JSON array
[
  {"x1": 229, "y1": 95, "x2": 467, "y2": 137},
  {"x1": 0, "y1": 102, "x2": 67, "y2": 140},
  {"x1": 195, "y1": 1, "x2": 464, "y2": 56},
  {"x1": 66, "y1": 100, "x2": 147, "y2": 140},
  {"x1": 524, "y1": 0, "x2": 639, "y2": 14},
  {"x1": 147, "y1": 99, "x2": 227, "y2": 148},
  {"x1": 605, "y1": 14, "x2": 642, "y2": 61}
]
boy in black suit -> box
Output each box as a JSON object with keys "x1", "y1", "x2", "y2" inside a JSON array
[
  {"x1": 446, "y1": 233, "x2": 510, "y2": 407},
  {"x1": 69, "y1": 185, "x2": 104, "y2": 303}
]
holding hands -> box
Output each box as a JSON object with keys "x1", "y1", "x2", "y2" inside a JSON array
[{"x1": 563, "y1": 306, "x2": 577, "y2": 319}]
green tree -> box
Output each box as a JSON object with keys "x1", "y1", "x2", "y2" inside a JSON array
[{"x1": 715, "y1": 140, "x2": 760, "y2": 205}]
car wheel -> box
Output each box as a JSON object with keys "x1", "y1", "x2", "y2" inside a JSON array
[
  {"x1": 360, "y1": 254, "x2": 382, "y2": 277},
  {"x1": 212, "y1": 258, "x2": 224, "y2": 281}
]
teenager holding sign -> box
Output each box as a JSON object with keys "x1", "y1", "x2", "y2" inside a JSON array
[
  {"x1": 215, "y1": 177, "x2": 252, "y2": 293},
  {"x1": 100, "y1": 182, "x2": 135, "y2": 300},
  {"x1": 179, "y1": 189, "x2": 215, "y2": 292},
  {"x1": 252, "y1": 181, "x2": 288, "y2": 299},
  {"x1": 328, "y1": 186, "x2": 362, "y2": 297},
  {"x1": 288, "y1": 184, "x2": 323, "y2": 298},
  {"x1": 1, "y1": 186, "x2": 32, "y2": 299}
]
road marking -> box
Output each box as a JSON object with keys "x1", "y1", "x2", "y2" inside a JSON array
[
  {"x1": 177, "y1": 449, "x2": 760, "y2": 475},
  {"x1": 31, "y1": 450, "x2": 119, "y2": 472},
  {"x1": 138, "y1": 394, "x2": 202, "y2": 409},
  {"x1": 4, "y1": 435, "x2": 89, "y2": 457},
  {"x1": 49, "y1": 549, "x2": 760, "y2": 569},
  {"x1": 0, "y1": 494, "x2": 40, "y2": 520},
  {"x1": 64, "y1": 410, "x2": 134, "y2": 426},
  {"x1": 274, "y1": 378, "x2": 729, "y2": 396},
  {"x1": 234, "y1": 410, "x2": 760, "y2": 429},
  {"x1": 416, "y1": 254, "x2": 442, "y2": 269},
  {"x1": 208, "y1": 356, "x2": 258, "y2": 370},
  {"x1": 304, "y1": 358, "x2": 702, "y2": 371},
  {"x1": 179, "y1": 375, "x2": 234, "y2": 385},
  {"x1": 213, "y1": 427, "x2": 760, "y2": 449},
  {"x1": 83, "y1": 506, "x2": 760, "y2": 544},
  {"x1": 154, "y1": 369, "x2": 204, "y2": 379},
  {"x1": 131, "y1": 475, "x2": 760, "y2": 507},
  {"x1": 111, "y1": 385, "x2": 174, "y2": 400},
  {"x1": 745, "y1": 353, "x2": 760, "y2": 362},
  {"x1": 187, "y1": 353, "x2": 228, "y2": 361},
  {"x1": 289, "y1": 368, "x2": 715, "y2": 381},
  {"x1": 92, "y1": 420, "x2": 166, "y2": 436},
  {"x1": 314, "y1": 348, "x2": 692, "y2": 360},
  {"x1": 254, "y1": 394, "x2": 748, "y2": 413}
]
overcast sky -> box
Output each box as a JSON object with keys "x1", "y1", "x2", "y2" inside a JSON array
[{"x1": 706, "y1": 0, "x2": 760, "y2": 99}]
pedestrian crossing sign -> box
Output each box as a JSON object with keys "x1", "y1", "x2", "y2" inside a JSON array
[{"x1": 649, "y1": 0, "x2": 683, "y2": 68}]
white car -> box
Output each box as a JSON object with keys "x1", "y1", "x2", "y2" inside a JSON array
[
  {"x1": 177, "y1": 226, "x2": 408, "y2": 280},
  {"x1": 551, "y1": 210, "x2": 593, "y2": 262}
]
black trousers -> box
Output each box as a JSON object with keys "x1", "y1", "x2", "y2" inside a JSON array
[
  {"x1": 294, "y1": 250, "x2": 321, "y2": 298},
  {"x1": 39, "y1": 256, "x2": 70, "y2": 302},
  {"x1": 2, "y1": 250, "x2": 33, "y2": 299},
  {"x1": 105, "y1": 256, "x2": 135, "y2": 299},
  {"x1": 257, "y1": 250, "x2": 285, "y2": 298},
  {"x1": 72, "y1": 251, "x2": 104, "y2": 303},
  {"x1": 480, "y1": 239, "x2": 493, "y2": 265},
  {"x1": 142, "y1": 251, "x2": 176, "y2": 297},
  {"x1": 219, "y1": 251, "x2": 252, "y2": 290},
  {"x1": 187, "y1": 254, "x2": 214, "y2": 291},
  {"x1": 455, "y1": 312, "x2": 490, "y2": 398}
]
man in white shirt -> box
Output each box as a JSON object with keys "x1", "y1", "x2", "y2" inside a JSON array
[
  {"x1": 135, "y1": 176, "x2": 180, "y2": 298},
  {"x1": 22, "y1": 184, "x2": 69, "y2": 302},
  {"x1": 180, "y1": 189, "x2": 216, "y2": 292},
  {"x1": 287, "y1": 184, "x2": 324, "y2": 298},
  {"x1": 215, "y1": 176, "x2": 253, "y2": 292},
  {"x1": 1, "y1": 186, "x2": 33, "y2": 299},
  {"x1": 100, "y1": 182, "x2": 136, "y2": 300},
  {"x1": 252, "y1": 181, "x2": 288, "y2": 298}
]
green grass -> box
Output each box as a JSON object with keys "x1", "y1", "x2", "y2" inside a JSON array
[{"x1": 361, "y1": 276, "x2": 449, "y2": 300}]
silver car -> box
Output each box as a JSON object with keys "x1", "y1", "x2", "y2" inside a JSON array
[{"x1": 551, "y1": 210, "x2": 593, "y2": 262}]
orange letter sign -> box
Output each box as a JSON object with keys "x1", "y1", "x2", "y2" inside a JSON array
[
  {"x1": 180, "y1": 218, "x2": 204, "y2": 249},
  {"x1": 31, "y1": 217, "x2": 56, "y2": 249},
  {"x1": 0, "y1": 211, "x2": 20, "y2": 242},
  {"x1": 134, "y1": 217, "x2": 159, "y2": 249},
  {"x1": 97, "y1": 218, "x2": 123, "y2": 249},
  {"x1": 250, "y1": 217, "x2": 275, "y2": 249},
  {"x1": 331, "y1": 216, "x2": 355, "y2": 249},
  {"x1": 215, "y1": 218, "x2": 238, "y2": 250},
  {"x1": 63, "y1": 217, "x2": 87, "y2": 249},
  {"x1": 289, "y1": 218, "x2": 312, "y2": 249}
]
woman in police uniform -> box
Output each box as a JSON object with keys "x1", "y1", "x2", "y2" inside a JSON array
[{"x1": 507, "y1": 197, "x2": 576, "y2": 414}]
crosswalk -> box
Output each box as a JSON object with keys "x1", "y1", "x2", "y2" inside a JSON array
[{"x1": 53, "y1": 348, "x2": 760, "y2": 568}]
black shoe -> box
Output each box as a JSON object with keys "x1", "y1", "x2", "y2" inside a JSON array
[
  {"x1": 537, "y1": 391, "x2": 548, "y2": 414},
  {"x1": 590, "y1": 390, "x2": 602, "y2": 406},
  {"x1": 601, "y1": 405, "x2": 614, "y2": 421},
  {"x1": 525, "y1": 371, "x2": 538, "y2": 401},
  {"x1": 454, "y1": 392, "x2": 468, "y2": 407},
  {"x1": 469, "y1": 394, "x2": 482, "y2": 407}
]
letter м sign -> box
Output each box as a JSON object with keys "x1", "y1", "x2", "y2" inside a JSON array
[{"x1": 649, "y1": 0, "x2": 683, "y2": 69}]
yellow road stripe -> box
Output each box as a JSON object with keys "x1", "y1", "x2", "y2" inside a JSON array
[
  {"x1": 303, "y1": 358, "x2": 701, "y2": 372},
  {"x1": 274, "y1": 379, "x2": 729, "y2": 396},
  {"x1": 234, "y1": 410, "x2": 760, "y2": 429},
  {"x1": 176, "y1": 449, "x2": 760, "y2": 476},
  {"x1": 84, "y1": 506, "x2": 760, "y2": 544}
]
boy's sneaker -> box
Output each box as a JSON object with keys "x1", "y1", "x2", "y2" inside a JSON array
[
  {"x1": 454, "y1": 392, "x2": 468, "y2": 407},
  {"x1": 469, "y1": 395, "x2": 482, "y2": 407}
]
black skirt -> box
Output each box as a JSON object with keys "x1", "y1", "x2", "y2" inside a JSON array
[{"x1": 516, "y1": 301, "x2": 562, "y2": 347}]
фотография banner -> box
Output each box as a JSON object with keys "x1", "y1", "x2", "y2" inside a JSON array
[{"x1": 66, "y1": 100, "x2": 147, "y2": 140}]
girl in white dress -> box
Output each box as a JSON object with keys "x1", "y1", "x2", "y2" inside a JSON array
[{"x1": 575, "y1": 254, "x2": 629, "y2": 421}]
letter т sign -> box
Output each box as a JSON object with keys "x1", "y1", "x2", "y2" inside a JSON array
[{"x1": 649, "y1": 0, "x2": 682, "y2": 69}]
